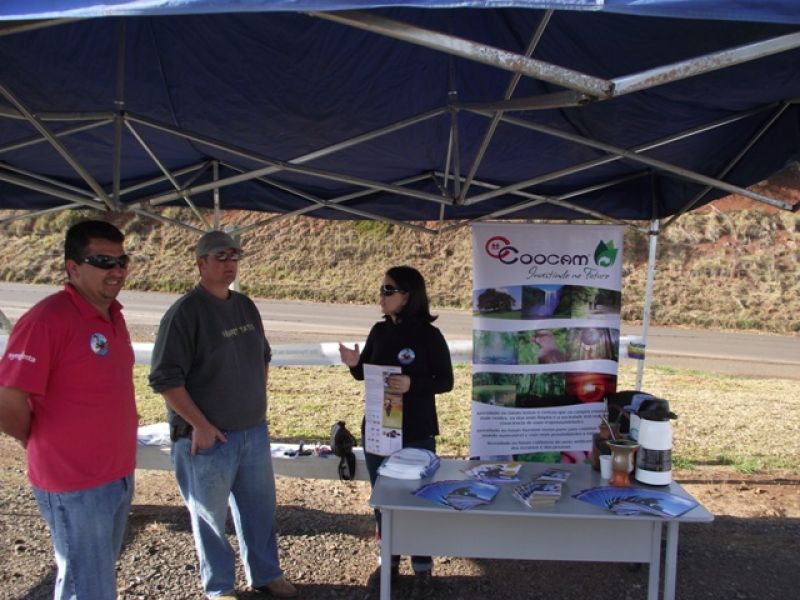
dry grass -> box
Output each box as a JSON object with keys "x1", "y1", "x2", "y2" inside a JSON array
[
  {"x1": 134, "y1": 362, "x2": 800, "y2": 474},
  {"x1": 3, "y1": 205, "x2": 798, "y2": 332}
]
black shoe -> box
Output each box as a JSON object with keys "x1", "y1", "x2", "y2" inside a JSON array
[
  {"x1": 410, "y1": 571, "x2": 433, "y2": 600},
  {"x1": 364, "y1": 564, "x2": 399, "y2": 599}
]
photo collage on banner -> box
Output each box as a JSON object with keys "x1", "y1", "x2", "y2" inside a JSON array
[{"x1": 470, "y1": 223, "x2": 624, "y2": 462}]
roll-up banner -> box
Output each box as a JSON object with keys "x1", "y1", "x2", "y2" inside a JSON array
[{"x1": 470, "y1": 223, "x2": 624, "y2": 461}]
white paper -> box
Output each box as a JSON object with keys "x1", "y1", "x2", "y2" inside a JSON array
[{"x1": 364, "y1": 363, "x2": 403, "y2": 456}]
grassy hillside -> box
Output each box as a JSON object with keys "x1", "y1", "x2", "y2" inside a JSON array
[{"x1": 1, "y1": 202, "x2": 798, "y2": 334}]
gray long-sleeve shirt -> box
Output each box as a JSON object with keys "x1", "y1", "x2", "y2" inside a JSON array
[{"x1": 149, "y1": 285, "x2": 271, "y2": 431}]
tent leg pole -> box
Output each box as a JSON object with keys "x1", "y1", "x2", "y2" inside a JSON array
[
  {"x1": 213, "y1": 160, "x2": 221, "y2": 230},
  {"x1": 636, "y1": 219, "x2": 660, "y2": 390}
]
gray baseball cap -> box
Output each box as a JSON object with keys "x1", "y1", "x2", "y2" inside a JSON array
[{"x1": 195, "y1": 230, "x2": 241, "y2": 258}]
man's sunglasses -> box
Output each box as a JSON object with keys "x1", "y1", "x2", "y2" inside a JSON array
[
  {"x1": 80, "y1": 254, "x2": 130, "y2": 270},
  {"x1": 209, "y1": 250, "x2": 242, "y2": 262},
  {"x1": 379, "y1": 284, "x2": 405, "y2": 297}
]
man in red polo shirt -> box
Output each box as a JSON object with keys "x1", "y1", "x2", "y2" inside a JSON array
[{"x1": 0, "y1": 220, "x2": 138, "y2": 600}]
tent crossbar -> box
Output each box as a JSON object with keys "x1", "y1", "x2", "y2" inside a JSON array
[
  {"x1": 222, "y1": 163, "x2": 430, "y2": 232},
  {"x1": 128, "y1": 106, "x2": 444, "y2": 181},
  {"x1": 0, "y1": 80, "x2": 116, "y2": 210},
  {"x1": 277, "y1": 162, "x2": 451, "y2": 206},
  {"x1": 140, "y1": 155, "x2": 448, "y2": 208},
  {"x1": 0, "y1": 117, "x2": 112, "y2": 156},
  {"x1": 471, "y1": 33, "x2": 800, "y2": 111},
  {"x1": 0, "y1": 203, "x2": 87, "y2": 225},
  {"x1": 220, "y1": 161, "x2": 440, "y2": 231},
  {"x1": 0, "y1": 109, "x2": 115, "y2": 121},
  {"x1": 117, "y1": 161, "x2": 210, "y2": 198},
  {"x1": 127, "y1": 108, "x2": 450, "y2": 206},
  {"x1": 613, "y1": 31, "x2": 800, "y2": 97},
  {"x1": 129, "y1": 207, "x2": 206, "y2": 234},
  {"x1": 230, "y1": 172, "x2": 434, "y2": 236},
  {"x1": 311, "y1": 10, "x2": 612, "y2": 98},
  {"x1": 456, "y1": 90, "x2": 591, "y2": 112},
  {"x1": 124, "y1": 120, "x2": 210, "y2": 228},
  {"x1": 663, "y1": 102, "x2": 793, "y2": 230},
  {"x1": 461, "y1": 103, "x2": 779, "y2": 207},
  {"x1": 459, "y1": 9, "x2": 553, "y2": 203},
  {"x1": 220, "y1": 166, "x2": 435, "y2": 234},
  {"x1": 0, "y1": 170, "x2": 105, "y2": 210},
  {"x1": 472, "y1": 110, "x2": 794, "y2": 210},
  {"x1": 452, "y1": 171, "x2": 644, "y2": 227},
  {"x1": 0, "y1": 162, "x2": 97, "y2": 198}
]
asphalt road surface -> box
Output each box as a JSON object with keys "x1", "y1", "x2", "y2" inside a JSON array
[{"x1": 1, "y1": 282, "x2": 797, "y2": 379}]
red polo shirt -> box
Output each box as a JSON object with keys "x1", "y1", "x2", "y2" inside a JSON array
[{"x1": 0, "y1": 284, "x2": 137, "y2": 492}]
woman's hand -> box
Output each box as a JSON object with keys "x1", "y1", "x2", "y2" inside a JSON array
[
  {"x1": 386, "y1": 374, "x2": 411, "y2": 394},
  {"x1": 338, "y1": 342, "x2": 360, "y2": 367}
]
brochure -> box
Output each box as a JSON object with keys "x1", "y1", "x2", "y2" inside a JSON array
[
  {"x1": 536, "y1": 468, "x2": 571, "y2": 483},
  {"x1": 378, "y1": 448, "x2": 440, "y2": 480},
  {"x1": 463, "y1": 462, "x2": 523, "y2": 484},
  {"x1": 363, "y1": 364, "x2": 403, "y2": 456},
  {"x1": 414, "y1": 480, "x2": 500, "y2": 511},
  {"x1": 573, "y1": 486, "x2": 699, "y2": 518},
  {"x1": 512, "y1": 480, "x2": 563, "y2": 507}
]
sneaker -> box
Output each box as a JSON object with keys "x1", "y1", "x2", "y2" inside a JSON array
[
  {"x1": 210, "y1": 594, "x2": 237, "y2": 600},
  {"x1": 252, "y1": 576, "x2": 299, "y2": 599},
  {"x1": 410, "y1": 570, "x2": 433, "y2": 600}
]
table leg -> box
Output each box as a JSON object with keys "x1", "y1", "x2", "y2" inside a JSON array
[
  {"x1": 380, "y1": 509, "x2": 392, "y2": 600},
  {"x1": 663, "y1": 522, "x2": 679, "y2": 600},
  {"x1": 647, "y1": 521, "x2": 662, "y2": 600}
]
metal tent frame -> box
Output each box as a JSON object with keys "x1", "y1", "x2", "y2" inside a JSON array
[{"x1": 1, "y1": 5, "x2": 799, "y2": 389}]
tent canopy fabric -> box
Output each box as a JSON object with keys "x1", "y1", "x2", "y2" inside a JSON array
[{"x1": 0, "y1": 1, "x2": 799, "y2": 231}]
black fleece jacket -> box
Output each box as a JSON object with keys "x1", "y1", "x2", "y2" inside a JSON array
[{"x1": 349, "y1": 317, "x2": 454, "y2": 443}]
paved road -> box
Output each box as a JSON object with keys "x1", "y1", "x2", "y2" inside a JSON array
[{"x1": 1, "y1": 282, "x2": 797, "y2": 378}]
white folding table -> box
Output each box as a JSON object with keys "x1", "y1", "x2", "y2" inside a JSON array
[{"x1": 370, "y1": 460, "x2": 713, "y2": 600}]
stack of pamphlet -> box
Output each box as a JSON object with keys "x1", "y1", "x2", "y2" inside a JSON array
[
  {"x1": 378, "y1": 448, "x2": 440, "y2": 479},
  {"x1": 462, "y1": 462, "x2": 523, "y2": 484},
  {"x1": 573, "y1": 486, "x2": 698, "y2": 518},
  {"x1": 414, "y1": 480, "x2": 500, "y2": 511},
  {"x1": 512, "y1": 468, "x2": 572, "y2": 508}
]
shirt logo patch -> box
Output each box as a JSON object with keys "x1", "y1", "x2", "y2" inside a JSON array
[
  {"x1": 90, "y1": 333, "x2": 109, "y2": 356},
  {"x1": 398, "y1": 347, "x2": 415, "y2": 365}
]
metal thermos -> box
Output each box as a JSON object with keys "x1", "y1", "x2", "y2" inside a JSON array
[{"x1": 634, "y1": 398, "x2": 676, "y2": 486}]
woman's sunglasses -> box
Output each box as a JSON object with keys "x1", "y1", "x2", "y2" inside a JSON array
[
  {"x1": 379, "y1": 284, "x2": 405, "y2": 297},
  {"x1": 80, "y1": 254, "x2": 130, "y2": 270}
]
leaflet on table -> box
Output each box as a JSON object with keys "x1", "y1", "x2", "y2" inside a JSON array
[
  {"x1": 512, "y1": 480, "x2": 563, "y2": 507},
  {"x1": 414, "y1": 480, "x2": 500, "y2": 511},
  {"x1": 378, "y1": 448, "x2": 440, "y2": 479},
  {"x1": 462, "y1": 462, "x2": 523, "y2": 484},
  {"x1": 363, "y1": 363, "x2": 403, "y2": 456},
  {"x1": 573, "y1": 486, "x2": 698, "y2": 518}
]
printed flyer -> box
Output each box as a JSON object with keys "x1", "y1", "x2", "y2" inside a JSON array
[
  {"x1": 470, "y1": 223, "x2": 624, "y2": 459},
  {"x1": 363, "y1": 363, "x2": 403, "y2": 456}
]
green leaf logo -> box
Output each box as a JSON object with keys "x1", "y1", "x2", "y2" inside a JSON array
[{"x1": 594, "y1": 240, "x2": 618, "y2": 267}]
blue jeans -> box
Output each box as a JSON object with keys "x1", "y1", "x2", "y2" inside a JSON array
[
  {"x1": 172, "y1": 421, "x2": 283, "y2": 597},
  {"x1": 365, "y1": 436, "x2": 436, "y2": 573},
  {"x1": 32, "y1": 475, "x2": 134, "y2": 600}
]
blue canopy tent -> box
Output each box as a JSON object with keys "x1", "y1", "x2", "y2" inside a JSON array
[
  {"x1": 0, "y1": 1, "x2": 797, "y2": 235},
  {"x1": 0, "y1": 2, "x2": 798, "y2": 386}
]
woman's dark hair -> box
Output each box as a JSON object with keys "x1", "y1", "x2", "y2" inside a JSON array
[
  {"x1": 64, "y1": 220, "x2": 125, "y2": 262},
  {"x1": 385, "y1": 265, "x2": 437, "y2": 323}
]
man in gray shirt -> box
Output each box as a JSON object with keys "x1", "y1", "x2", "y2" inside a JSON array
[{"x1": 149, "y1": 230, "x2": 296, "y2": 600}]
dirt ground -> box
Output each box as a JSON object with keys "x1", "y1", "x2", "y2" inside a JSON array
[{"x1": 1, "y1": 436, "x2": 798, "y2": 600}]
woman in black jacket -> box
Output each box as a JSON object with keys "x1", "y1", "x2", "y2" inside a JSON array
[{"x1": 339, "y1": 265, "x2": 453, "y2": 600}]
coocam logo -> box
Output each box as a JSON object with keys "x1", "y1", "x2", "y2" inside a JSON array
[
  {"x1": 594, "y1": 240, "x2": 619, "y2": 267},
  {"x1": 485, "y1": 236, "x2": 618, "y2": 267}
]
